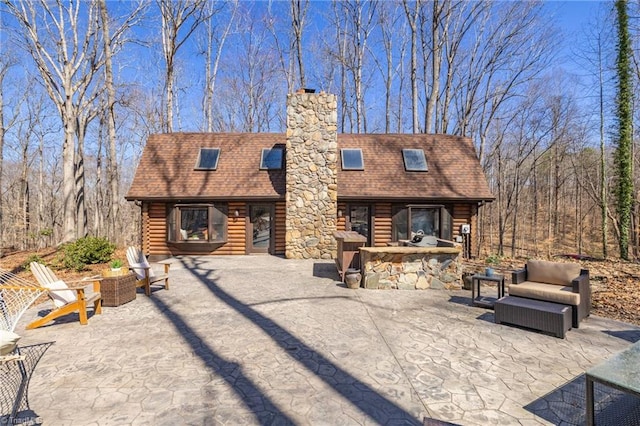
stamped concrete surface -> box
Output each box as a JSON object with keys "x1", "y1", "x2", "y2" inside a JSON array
[{"x1": 12, "y1": 255, "x2": 640, "y2": 425}]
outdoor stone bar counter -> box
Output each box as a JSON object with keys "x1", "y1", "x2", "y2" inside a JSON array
[{"x1": 360, "y1": 245, "x2": 463, "y2": 290}]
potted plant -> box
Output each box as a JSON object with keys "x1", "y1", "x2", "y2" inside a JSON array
[{"x1": 110, "y1": 259, "x2": 123, "y2": 272}]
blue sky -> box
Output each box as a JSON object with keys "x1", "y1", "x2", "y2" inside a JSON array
[{"x1": 551, "y1": 0, "x2": 612, "y2": 64}]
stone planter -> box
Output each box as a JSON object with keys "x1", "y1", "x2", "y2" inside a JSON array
[{"x1": 345, "y1": 269, "x2": 362, "y2": 289}]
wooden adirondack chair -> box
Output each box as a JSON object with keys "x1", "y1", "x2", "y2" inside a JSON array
[
  {"x1": 126, "y1": 247, "x2": 170, "y2": 296},
  {"x1": 27, "y1": 262, "x2": 102, "y2": 329}
]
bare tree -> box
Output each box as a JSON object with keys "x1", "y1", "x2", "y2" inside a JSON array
[
  {"x1": 216, "y1": 7, "x2": 284, "y2": 132},
  {"x1": 3, "y1": 0, "x2": 108, "y2": 243},
  {"x1": 421, "y1": 0, "x2": 449, "y2": 133},
  {"x1": 327, "y1": 0, "x2": 378, "y2": 133},
  {"x1": 575, "y1": 9, "x2": 614, "y2": 257},
  {"x1": 0, "y1": 57, "x2": 15, "y2": 254},
  {"x1": 437, "y1": 1, "x2": 486, "y2": 134},
  {"x1": 158, "y1": 0, "x2": 208, "y2": 132},
  {"x1": 290, "y1": 0, "x2": 309, "y2": 89},
  {"x1": 202, "y1": 1, "x2": 235, "y2": 132},
  {"x1": 402, "y1": 0, "x2": 421, "y2": 133},
  {"x1": 329, "y1": 0, "x2": 351, "y2": 132},
  {"x1": 452, "y1": 2, "x2": 557, "y2": 163},
  {"x1": 98, "y1": 0, "x2": 120, "y2": 242},
  {"x1": 97, "y1": 0, "x2": 145, "y2": 241},
  {"x1": 373, "y1": 2, "x2": 404, "y2": 133}
]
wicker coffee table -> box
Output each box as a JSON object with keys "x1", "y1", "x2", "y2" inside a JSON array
[
  {"x1": 100, "y1": 272, "x2": 136, "y2": 307},
  {"x1": 494, "y1": 296, "x2": 572, "y2": 338}
]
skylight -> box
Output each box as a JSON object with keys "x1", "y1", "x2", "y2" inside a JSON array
[
  {"x1": 402, "y1": 149, "x2": 428, "y2": 172},
  {"x1": 341, "y1": 148, "x2": 364, "y2": 170},
  {"x1": 260, "y1": 148, "x2": 284, "y2": 170},
  {"x1": 196, "y1": 148, "x2": 220, "y2": 170}
]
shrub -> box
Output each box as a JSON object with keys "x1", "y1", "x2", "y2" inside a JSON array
[
  {"x1": 485, "y1": 254, "x2": 502, "y2": 265},
  {"x1": 62, "y1": 236, "x2": 116, "y2": 271}
]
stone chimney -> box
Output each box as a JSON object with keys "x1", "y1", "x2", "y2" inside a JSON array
[{"x1": 285, "y1": 92, "x2": 338, "y2": 259}]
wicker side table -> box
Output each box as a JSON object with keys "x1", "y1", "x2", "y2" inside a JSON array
[{"x1": 100, "y1": 271, "x2": 136, "y2": 307}]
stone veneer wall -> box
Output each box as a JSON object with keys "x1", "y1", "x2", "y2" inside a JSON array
[
  {"x1": 285, "y1": 92, "x2": 338, "y2": 259},
  {"x1": 360, "y1": 247, "x2": 463, "y2": 290}
]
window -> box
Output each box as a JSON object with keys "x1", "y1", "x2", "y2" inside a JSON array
[
  {"x1": 260, "y1": 148, "x2": 284, "y2": 170},
  {"x1": 341, "y1": 148, "x2": 364, "y2": 170},
  {"x1": 392, "y1": 205, "x2": 452, "y2": 241},
  {"x1": 402, "y1": 149, "x2": 428, "y2": 171},
  {"x1": 167, "y1": 204, "x2": 227, "y2": 243},
  {"x1": 195, "y1": 148, "x2": 220, "y2": 170}
]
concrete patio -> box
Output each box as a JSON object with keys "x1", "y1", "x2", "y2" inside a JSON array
[{"x1": 8, "y1": 255, "x2": 640, "y2": 425}]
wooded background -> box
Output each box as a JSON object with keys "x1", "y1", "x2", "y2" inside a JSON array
[{"x1": 0, "y1": 0, "x2": 637, "y2": 260}]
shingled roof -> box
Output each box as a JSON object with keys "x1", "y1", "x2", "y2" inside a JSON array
[{"x1": 125, "y1": 132, "x2": 494, "y2": 202}]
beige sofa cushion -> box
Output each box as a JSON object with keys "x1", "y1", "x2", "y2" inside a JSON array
[
  {"x1": 508, "y1": 281, "x2": 580, "y2": 306},
  {"x1": 526, "y1": 260, "x2": 582, "y2": 286}
]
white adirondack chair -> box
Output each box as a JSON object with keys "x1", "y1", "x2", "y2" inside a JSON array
[{"x1": 126, "y1": 247, "x2": 170, "y2": 296}]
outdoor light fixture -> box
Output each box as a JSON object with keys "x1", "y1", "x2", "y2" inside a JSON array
[
  {"x1": 337, "y1": 210, "x2": 343, "y2": 217},
  {"x1": 234, "y1": 209, "x2": 240, "y2": 217}
]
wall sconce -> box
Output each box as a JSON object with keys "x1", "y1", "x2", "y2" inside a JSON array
[
  {"x1": 234, "y1": 209, "x2": 240, "y2": 217},
  {"x1": 337, "y1": 210, "x2": 343, "y2": 218}
]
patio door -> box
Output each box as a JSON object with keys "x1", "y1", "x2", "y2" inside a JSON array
[
  {"x1": 348, "y1": 204, "x2": 371, "y2": 246},
  {"x1": 248, "y1": 203, "x2": 273, "y2": 254}
]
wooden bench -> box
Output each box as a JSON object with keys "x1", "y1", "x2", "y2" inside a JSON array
[{"x1": 494, "y1": 296, "x2": 572, "y2": 338}]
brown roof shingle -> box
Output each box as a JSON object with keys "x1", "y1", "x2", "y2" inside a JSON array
[
  {"x1": 125, "y1": 132, "x2": 494, "y2": 202},
  {"x1": 337, "y1": 133, "x2": 493, "y2": 201}
]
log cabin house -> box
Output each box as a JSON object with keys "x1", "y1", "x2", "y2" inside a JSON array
[{"x1": 125, "y1": 92, "x2": 494, "y2": 260}]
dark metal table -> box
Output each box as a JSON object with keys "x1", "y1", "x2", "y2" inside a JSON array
[
  {"x1": 471, "y1": 274, "x2": 505, "y2": 308},
  {"x1": 586, "y1": 340, "x2": 640, "y2": 425},
  {"x1": 334, "y1": 231, "x2": 367, "y2": 282}
]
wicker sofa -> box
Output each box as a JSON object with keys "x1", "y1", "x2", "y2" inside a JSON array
[{"x1": 508, "y1": 259, "x2": 590, "y2": 328}]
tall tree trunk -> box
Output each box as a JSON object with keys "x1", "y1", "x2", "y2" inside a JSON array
[
  {"x1": 38, "y1": 134, "x2": 45, "y2": 248},
  {"x1": 615, "y1": 0, "x2": 633, "y2": 260},
  {"x1": 95, "y1": 123, "x2": 105, "y2": 237},
  {"x1": 510, "y1": 167, "x2": 520, "y2": 258},
  {"x1": 62, "y1": 95, "x2": 77, "y2": 243},
  {"x1": 99, "y1": 0, "x2": 120, "y2": 243},
  {"x1": 553, "y1": 139, "x2": 560, "y2": 242},
  {"x1": 546, "y1": 155, "x2": 552, "y2": 257},
  {"x1": 0, "y1": 64, "x2": 6, "y2": 255},
  {"x1": 20, "y1": 143, "x2": 29, "y2": 250},
  {"x1": 426, "y1": 0, "x2": 443, "y2": 134},
  {"x1": 291, "y1": 0, "x2": 308, "y2": 89},
  {"x1": 403, "y1": 0, "x2": 420, "y2": 133},
  {"x1": 75, "y1": 122, "x2": 88, "y2": 239},
  {"x1": 532, "y1": 150, "x2": 539, "y2": 256},
  {"x1": 599, "y1": 35, "x2": 608, "y2": 259},
  {"x1": 159, "y1": 0, "x2": 208, "y2": 133},
  {"x1": 379, "y1": 3, "x2": 394, "y2": 133}
]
